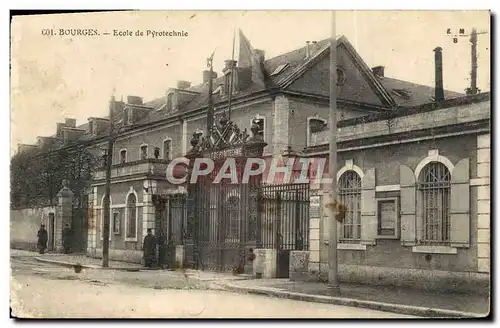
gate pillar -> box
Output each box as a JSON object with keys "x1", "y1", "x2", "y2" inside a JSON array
[{"x1": 55, "y1": 179, "x2": 73, "y2": 253}]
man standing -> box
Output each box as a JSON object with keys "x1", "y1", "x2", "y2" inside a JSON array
[
  {"x1": 37, "y1": 224, "x2": 48, "y2": 254},
  {"x1": 62, "y1": 224, "x2": 72, "y2": 254},
  {"x1": 143, "y1": 228, "x2": 157, "y2": 268}
]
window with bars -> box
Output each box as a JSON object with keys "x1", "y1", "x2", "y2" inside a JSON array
[
  {"x1": 418, "y1": 162, "x2": 451, "y2": 245},
  {"x1": 338, "y1": 171, "x2": 362, "y2": 241},
  {"x1": 126, "y1": 194, "x2": 137, "y2": 238}
]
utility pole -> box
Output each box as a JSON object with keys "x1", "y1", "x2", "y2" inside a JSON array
[
  {"x1": 464, "y1": 28, "x2": 487, "y2": 95},
  {"x1": 102, "y1": 94, "x2": 115, "y2": 268},
  {"x1": 327, "y1": 11, "x2": 340, "y2": 294}
]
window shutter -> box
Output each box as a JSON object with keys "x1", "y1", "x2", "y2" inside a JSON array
[
  {"x1": 400, "y1": 165, "x2": 416, "y2": 246},
  {"x1": 361, "y1": 168, "x2": 376, "y2": 245},
  {"x1": 450, "y1": 158, "x2": 470, "y2": 247}
]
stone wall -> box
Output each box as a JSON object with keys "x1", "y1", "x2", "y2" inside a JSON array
[{"x1": 10, "y1": 206, "x2": 56, "y2": 251}]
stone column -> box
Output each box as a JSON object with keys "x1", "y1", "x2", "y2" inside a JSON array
[
  {"x1": 142, "y1": 180, "x2": 156, "y2": 238},
  {"x1": 477, "y1": 134, "x2": 490, "y2": 273},
  {"x1": 55, "y1": 180, "x2": 73, "y2": 253}
]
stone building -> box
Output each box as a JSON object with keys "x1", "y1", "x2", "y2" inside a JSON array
[{"x1": 18, "y1": 31, "x2": 490, "y2": 291}]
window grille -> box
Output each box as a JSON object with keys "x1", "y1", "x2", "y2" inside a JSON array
[
  {"x1": 418, "y1": 162, "x2": 451, "y2": 245},
  {"x1": 338, "y1": 171, "x2": 362, "y2": 241}
]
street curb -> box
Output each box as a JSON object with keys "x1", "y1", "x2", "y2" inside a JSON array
[
  {"x1": 33, "y1": 257, "x2": 141, "y2": 271},
  {"x1": 215, "y1": 283, "x2": 485, "y2": 318}
]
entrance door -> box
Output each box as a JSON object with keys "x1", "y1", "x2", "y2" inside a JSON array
[{"x1": 48, "y1": 213, "x2": 55, "y2": 251}]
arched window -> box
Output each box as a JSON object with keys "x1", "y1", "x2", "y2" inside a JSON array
[
  {"x1": 418, "y1": 162, "x2": 451, "y2": 245},
  {"x1": 338, "y1": 171, "x2": 362, "y2": 241},
  {"x1": 126, "y1": 193, "x2": 137, "y2": 238},
  {"x1": 163, "y1": 139, "x2": 172, "y2": 160},
  {"x1": 120, "y1": 149, "x2": 127, "y2": 164},
  {"x1": 140, "y1": 144, "x2": 148, "y2": 160}
]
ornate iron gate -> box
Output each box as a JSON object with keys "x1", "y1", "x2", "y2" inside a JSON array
[
  {"x1": 185, "y1": 115, "x2": 266, "y2": 272},
  {"x1": 257, "y1": 183, "x2": 310, "y2": 278}
]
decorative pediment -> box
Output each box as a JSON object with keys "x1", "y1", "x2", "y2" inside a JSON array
[{"x1": 189, "y1": 113, "x2": 266, "y2": 155}]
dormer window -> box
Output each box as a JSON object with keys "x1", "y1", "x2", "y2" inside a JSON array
[
  {"x1": 123, "y1": 108, "x2": 130, "y2": 125},
  {"x1": 271, "y1": 63, "x2": 290, "y2": 76},
  {"x1": 166, "y1": 93, "x2": 173, "y2": 112},
  {"x1": 140, "y1": 144, "x2": 148, "y2": 160},
  {"x1": 120, "y1": 149, "x2": 127, "y2": 164},
  {"x1": 88, "y1": 120, "x2": 94, "y2": 134},
  {"x1": 251, "y1": 114, "x2": 266, "y2": 141}
]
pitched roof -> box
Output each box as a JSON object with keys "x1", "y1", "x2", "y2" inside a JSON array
[
  {"x1": 33, "y1": 33, "x2": 469, "y2": 150},
  {"x1": 379, "y1": 77, "x2": 464, "y2": 107}
]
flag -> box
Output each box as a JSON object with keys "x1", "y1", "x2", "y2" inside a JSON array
[{"x1": 238, "y1": 29, "x2": 266, "y2": 88}]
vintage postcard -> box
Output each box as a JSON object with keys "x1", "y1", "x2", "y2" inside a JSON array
[{"x1": 10, "y1": 10, "x2": 491, "y2": 319}]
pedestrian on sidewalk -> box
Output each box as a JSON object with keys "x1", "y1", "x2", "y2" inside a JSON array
[
  {"x1": 37, "y1": 224, "x2": 48, "y2": 254},
  {"x1": 143, "y1": 228, "x2": 157, "y2": 268}
]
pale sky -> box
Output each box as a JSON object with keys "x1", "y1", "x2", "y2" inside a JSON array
[{"x1": 10, "y1": 10, "x2": 490, "y2": 154}]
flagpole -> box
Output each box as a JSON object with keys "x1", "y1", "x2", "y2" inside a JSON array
[
  {"x1": 327, "y1": 10, "x2": 340, "y2": 295},
  {"x1": 207, "y1": 51, "x2": 215, "y2": 136},
  {"x1": 227, "y1": 29, "x2": 236, "y2": 121}
]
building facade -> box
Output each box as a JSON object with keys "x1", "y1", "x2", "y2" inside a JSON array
[{"x1": 17, "y1": 32, "x2": 490, "y2": 291}]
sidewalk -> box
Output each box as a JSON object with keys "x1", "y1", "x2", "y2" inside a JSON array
[
  {"x1": 213, "y1": 278, "x2": 489, "y2": 318},
  {"x1": 12, "y1": 249, "x2": 489, "y2": 318},
  {"x1": 12, "y1": 250, "x2": 143, "y2": 270}
]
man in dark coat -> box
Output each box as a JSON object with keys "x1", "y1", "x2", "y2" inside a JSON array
[
  {"x1": 62, "y1": 224, "x2": 72, "y2": 254},
  {"x1": 37, "y1": 224, "x2": 48, "y2": 254},
  {"x1": 143, "y1": 228, "x2": 157, "y2": 268}
]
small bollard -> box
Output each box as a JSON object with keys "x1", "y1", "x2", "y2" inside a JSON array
[{"x1": 73, "y1": 263, "x2": 83, "y2": 273}]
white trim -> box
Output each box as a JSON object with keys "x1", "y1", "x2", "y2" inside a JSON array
[
  {"x1": 375, "y1": 197, "x2": 400, "y2": 239},
  {"x1": 162, "y1": 137, "x2": 173, "y2": 160},
  {"x1": 412, "y1": 246, "x2": 458, "y2": 255},
  {"x1": 119, "y1": 148, "x2": 128, "y2": 163},
  {"x1": 95, "y1": 203, "x2": 144, "y2": 210},
  {"x1": 307, "y1": 115, "x2": 327, "y2": 147},
  {"x1": 375, "y1": 184, "x2": 401, "y2": 192},
  {"x1": 100, "y1": 193, "x2": 113, "y2": 207},
  {"x1": 337, "y1": 243, "x2": 367, "y2": 251},
  {"x1": 470, "y1": 177, "x2": 490, "y2": 186},
  {"x1": 413, "y1": 150, "x2": 455, "y2": 180},
  {"x1": 336, "y1": 160, "x2": 364, "y2": 182},
  {"x1": 250, "y1": 114, "x2": 266, "y2": 142},
  {"x1": 140, "y1": 143, "x2": 148, "y2": 160},
  {"x1": 124, "y1": 187, "x2": 139, "y2": 242},
  {"x1": 306, "y1": 128, "x2": 490, "y2": 156}
]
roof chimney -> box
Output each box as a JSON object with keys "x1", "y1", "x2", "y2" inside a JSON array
[
  {"x1": 65, "y1": 118, "x2": 76, "y2": 128},
  {"x1": 202, "y1": 70, "x2": 217, "y2": 84},
  {"x1": 433, "y1": 47, "x2": 445, "y2": 102},
  {"x1": 254, "y1": 49, "x2": 265, "y2": 63},
  {"x1": 372, "y1": 66, "x2": 385, "y2": 77},
  {"x1": 177, "y1": 80, "x2": 191, "y2": 89},
  {"x1": 305, "y1": 41, "x2": 311, "y2": 59},
  {"x1": 127, "y1": 95, "x2": 143, "y2": 105},
  {"x1": 223, "y1": 60, "x2": 237, "y2": 73}
]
